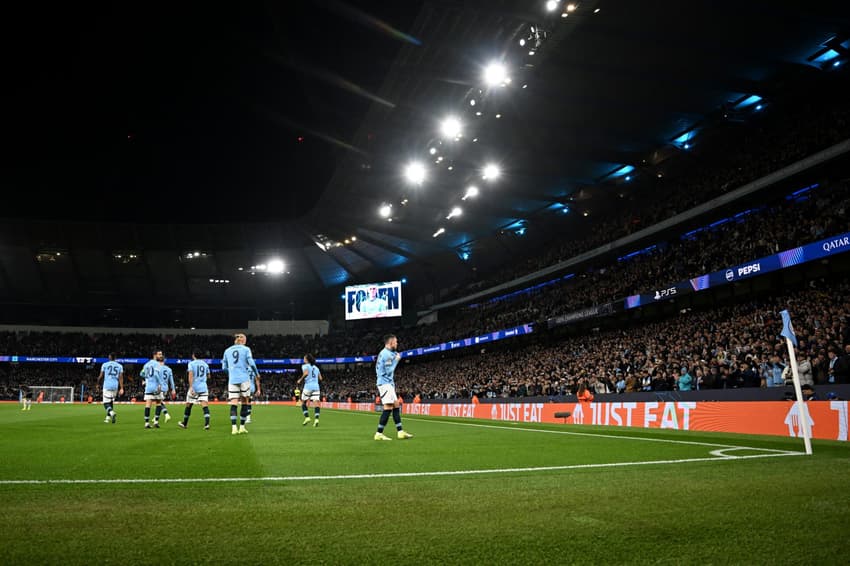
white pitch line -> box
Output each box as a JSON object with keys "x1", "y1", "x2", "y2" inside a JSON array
[
  {"x1": 0, "y1": 452, "x2": 803, "y2": 486},
  {"x1": 334, "y1": 409, "x2": 801, "y2": 454}
]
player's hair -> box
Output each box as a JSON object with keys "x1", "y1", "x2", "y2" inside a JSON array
[
  {"x1": 108, "y1": 352, "x2": 116, "y2": 361},
  {"x1": 191, "y1": 351, "x2": 201, "y2": 359},
  {"x1": 153, "y1": 350, "x2": 162, "y2": 357},
  {"x1": 384, "y1": 334, "x2": 396, "y2": 345},
  {"x1": 234, "y1": 333, "x2": 246, "y2": 342},
  {"x1": 305, "y1": 353, "x2": 316, "y2": 365}
]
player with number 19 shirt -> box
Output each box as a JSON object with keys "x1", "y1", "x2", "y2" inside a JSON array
[{"x1": 179, "y1": 353, "x2": 211, "y2": 430}]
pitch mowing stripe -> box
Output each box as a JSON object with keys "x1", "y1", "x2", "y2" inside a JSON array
[
  {"x1": 0, "y1": 452, "x2": 803, "y2": 485},
  {"x1": 335, "y1": 409, "x2": 802, "y2": 454}
]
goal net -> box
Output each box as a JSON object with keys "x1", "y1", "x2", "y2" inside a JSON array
[{"x1": 26, "y1": 386, "x2": 74, "y2": 403}]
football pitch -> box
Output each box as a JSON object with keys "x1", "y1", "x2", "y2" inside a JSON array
[{"x1": 1, "y1": 404, "x2": 848, "y2": 565}]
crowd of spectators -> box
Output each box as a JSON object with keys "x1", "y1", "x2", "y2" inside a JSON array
[
  {"x1": 2, "y1": 178, "x2": 848, "y2": 371},
  {"x1": 3, "y1": 278, "x2": 849, "y2": 402},
  {"x1": 446, "y1": 98, "x2": 850, "y2": 302}
]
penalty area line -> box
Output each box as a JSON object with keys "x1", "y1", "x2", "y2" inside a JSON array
[{"x1": 0, "y1": 452, "x2": 803, "y2": 485}]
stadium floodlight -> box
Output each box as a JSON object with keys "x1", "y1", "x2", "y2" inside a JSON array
[
  {"x1": 519, "y1": 38, "x2": 526, "y2": 47},
  {"x1": 255, "y1": 263, "x2": 267, "y2": 271},
  {"x1": 462, "y1": 185, "x2": 479, "y2": 200},
  {"x1": 429, "y1": 147, "x2": 437, "y2": 155},
  {"x1": 469, "y1": 98, "x2": 476, "y2": 106},
  {"x1": 350, "y1": 236, "x2": 357, "y2": 242},
  {"x1": 483, "y1": 62, "x2": 508, "y2": 87},
  {"x1": 267, "y1": 259, "x2": 285, "y2": 274},
  {"x1": 432, "y1": 227, "x2": 446, "y2": 238},
  {"x1": 482, "y1": 163, "x2": 501, "y2": 180},
  {"x1": 441, "y1": 116, "x2": 462, "y2": 139},
  {"x1": 404, "y1": 161, "x2": 426, "y2": 185},
  {"x1": 446, "y1": 206, "x2": 463, "y2": 219},
  {"x1": 546, "y1": 0, "x2": 559, "y2": 12},
  {"x1": 567, "y1": 3, "x2": 577, "y2": 12},
  {"x1": 379, "y1": 203, "x2": 392, "y2": 218}
]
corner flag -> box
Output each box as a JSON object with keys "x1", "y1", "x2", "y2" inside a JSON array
[{"x1": 780, "y1": 310, "x2": 797, "y2": 346}]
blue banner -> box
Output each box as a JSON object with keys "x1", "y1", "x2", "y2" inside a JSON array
[
  {"x1": 625, "y1": 232, "x2": 850, "y2": 309},
  {"x1": 0, "y1": 323, "x2": 534, "y2": 366}
]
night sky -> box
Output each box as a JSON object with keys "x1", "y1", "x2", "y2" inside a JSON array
[{"x1": 4, "y1": 1, "x2": 420, "y2": 223}]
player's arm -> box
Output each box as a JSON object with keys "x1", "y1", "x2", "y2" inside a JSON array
[
  {"x1": 297, "y1": 367, "x2": 307, "y2": 386},
  {"x1": 254, "y1": 372, "x2": 261, "y2": 397},
  {"x1": 118, "y1": 370, "x2": 124, "y2": 396},
  {"x1": 98, "y1": 366, "x2": 105, "y2": 386},
  {"x1": 221, "y1": 350, "x2": 229, "y2": 371},
  {"x1": 187, "y1": 369, "x2": 195, "y2": 395},
  {"x1": 318, "y1": 371, "x2": 323, "y2": 383},
  {"x1": 246, "y1": 348, "x2": 259, "y2": 377}
]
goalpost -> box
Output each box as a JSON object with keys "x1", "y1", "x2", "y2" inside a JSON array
[{"x1": 25, "y1": 386, "x2": 74, "y2": 404}]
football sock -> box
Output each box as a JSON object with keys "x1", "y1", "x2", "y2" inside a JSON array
[
  {"x1": 183, "y1": 405, "x2": 192, "y2": 425},
  {"x1": 230, "y1": 405, "x2": 238, "y2": 426},
  {"x1": 392, "y1": 407, "x2": 403, "y2": 431},
  {"x1": 377, "y1": 409, "x2": 391, "y2": 433},
  {"x1": 240, "y1": 404, "x2": 249, "y2": 425},
  {"x1": 144, "y1": 407, "x2": 150, "y2": 423},
  {"x1": 104, "y1": 402, "x2": 110, "y2": 415},
  {"x1": 313, "y1": 406, "x2": 320, "y2": 420},
  {"x1": 203, "y1": 406, "x2": 210, "y2": 425},
  {"x1": 154, "y1": 405, "x2": 162, "y2": 420},
  {"x1": 301, "y1": 403, "x2": 309, "y2": 417}
]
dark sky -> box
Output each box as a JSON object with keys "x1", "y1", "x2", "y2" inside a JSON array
[{"x1": 3, "y1": 1, "x2": 420, "y2": 223}]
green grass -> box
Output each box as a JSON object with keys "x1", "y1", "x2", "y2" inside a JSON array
[{"x1": 1, "y1": 403, "x2": 848, "y2": 565}]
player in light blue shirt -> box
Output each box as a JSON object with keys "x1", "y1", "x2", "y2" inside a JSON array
[
  {"x1": 142, "y1": 351, "x2": 167, "y2": 429},
  {"x1": 98, "y1": 353, "x2": 124, "y2": 424},
  {"x1": 297, "y1": 354, "x2": 323, "y2": 427},
  {"x1": 179, "y1": 352, "x2": 211, "y2": 430},
  {"x1": 374, "y1": 334, "x2": 412, "y2": 441},
  {"x1": 157, "y1": 361, "x2": 176, "y2": 424},
  {"x1": 245, "y1": 366, "x2": 261, "y2": 424},
  {"x1": 222, "y1": 334, "x2": 260, "y2": 435}
]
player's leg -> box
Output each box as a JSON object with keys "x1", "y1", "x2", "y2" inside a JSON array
[
  {"x1": 301, "y1": 396, "x2": 311, "y2": 425},
  {"x1": 393, "y1": 400, "x2": 412, "y2": 439},
  {"x1": 161, "y1": 401, "x2": 171, "y2": 423},
  {"x1": 201, "y1": 401, "x2": 210, "y2": 430},
  {"x1": 154, "y1": 400, "x2": 163, "y2": 427},
  {"x1": 228, "y1": 383, "x2": 240, "y2": 434},
  {"x1": 375, "y1": 403, "x2": 393, "y2": 440},
  {"x1": 312, "y1": 393, "x2": 320, "y2": 427},
  {"x1": 179, "y1": 401, "x2": 192, "y2": 428},
  {"x1": 239, "y1": 395, "x2": 250, "y2": 433},
  {"x1": 144, "y1": 399, "x2": 153, "y2": 428}
]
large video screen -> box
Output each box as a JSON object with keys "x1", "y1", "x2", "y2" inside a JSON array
[{"x1": 345, "y1": 281, "x2": 402, "y2": 320}]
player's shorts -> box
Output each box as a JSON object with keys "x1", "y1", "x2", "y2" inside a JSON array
[
  {"x1": 23, "y1": 391, "x2": 32, "y2": 400},
  {"x1": 144, "y1": 392, "x2": 164, "y2": 401},
  {"x1": 228, "y1": 381, "x2": 251, "y2": 401},
  {"x1": 187, "y1": 390, "x2": 209, "y2": 404},
  {"x1": 103, "y1": 389, "x2": 118, "y2": 403},
  {"x1": 377, "y1": 383, "x2": 397, "y2": 405},
  {"x1": 301, "y1": 389, "x2": 320, "y2": 402}
]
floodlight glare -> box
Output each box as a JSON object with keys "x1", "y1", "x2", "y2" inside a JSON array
[
  {"x1": 462, "y1": 185, "x2": 479, "y2": 200},
  {"x1": 441, "y1": 116, "x2": 462, "y2": 138},
  {"x1": 483, "y1": 62, "x2": 508, "y2": 86},
  {"x1": 404, "y1": 161, "x2": 426, "y2": 184},
  {"x1": 567, "y1": 3, "x2": 577, "y2": 12},
  {"x1": 447, "y1": 206, "x2": 463, "y2": 219},
  {"x1": 379, "y1": 204, "x2": 392, "y2": 218},
  {"x1": 267, "y1": 259, "x2": 285, "y2": 274},
  {"x1": 432, "y1": 227, "x2": 446, "y2": 238},
  {"x1": 546, "y1": 0, "x2": 558, "y2": 12},
  {"x1": 482, "y1": 163, "x2": 501, "y2": 180}
]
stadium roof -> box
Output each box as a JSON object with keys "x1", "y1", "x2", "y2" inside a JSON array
[{"x1": 2, "y1": 1, "x2": 849, "y2": 313}]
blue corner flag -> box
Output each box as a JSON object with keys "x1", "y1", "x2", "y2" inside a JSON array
[{"x1": 780, "y1": 310, "x2": 798, "y2": 347}]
